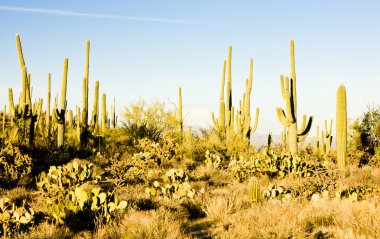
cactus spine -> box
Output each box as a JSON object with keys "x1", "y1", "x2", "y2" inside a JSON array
[
  {"x1": 248, "y1": 177, "x2": 260, "y2": 203},
  {"x1": 336, "y1": 85, "x2": 347, "y2": 169},
  {"x1": 55, "y1": 58, "x2": 68, "y2": 147},
  {"x1": 276, "y1": 40, "x2": 313, "y2": 154}
]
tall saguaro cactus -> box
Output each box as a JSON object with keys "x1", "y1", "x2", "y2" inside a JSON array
[
  {"x1": 235, "y1": 59, "x2": 259, "y2": 139},
  {"x1": 276, "y1": 40, "x2": 313, "y2": 154},
  {"x1": 55, "y1": 58, "x2": 68, "y2": 147},
  {"x1": 91, "y1": 80, "x2": 99, "y2": 134},
  {"x1": 324, "y1": 119, "x2": 333, "y2": 154},
  {"x1": 101, "y1": 93, "x2": 107, "y2": 131},
  {"x1": 80, "y1": 40, "x2": 90, "y2": 147},
  {"x1": 178, "y1": 87, "x2": 183, "y2": 139},
  {"x1": 46, "y1": 73, "x2": 51, "y2": 138},
  {"x1": 336, "y1": 84, "x2": 347, "y2": 169}
]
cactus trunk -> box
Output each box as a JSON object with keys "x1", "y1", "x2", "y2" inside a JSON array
[
  {"x1": 56, "y1": 58, "x2": 68, "y2": 147},
  {"x1": 101, "y1": 93, "x2": 107, "y2": 132},
  {"x1": 336, "y1": 85, "x2": 347, "y2": 169}
]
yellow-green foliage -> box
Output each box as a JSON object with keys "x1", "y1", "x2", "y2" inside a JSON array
[
  {"x1": 0, "y1": 142, "x2": 32, "y2": 185},
  {"x1": 0, "y1": 196, "x2": 34, "y2": 238}
]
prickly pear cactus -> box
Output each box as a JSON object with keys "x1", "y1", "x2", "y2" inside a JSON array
[
  {"x1": 0, "y1": 197, "x2": 34, "y2": 237},
  {"x1": 0, "y1": 142, "x2": 32, "y2": 186},
  {"x1": 145, "y1": 168, "x2": 197, "y2": 200}
]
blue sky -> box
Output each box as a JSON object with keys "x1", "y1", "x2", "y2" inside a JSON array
[{"x1": 0, "y1": 1, "x2": 379, "y2": 135}]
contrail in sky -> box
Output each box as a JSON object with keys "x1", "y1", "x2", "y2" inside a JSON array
[{"x1": 0, "y1": 5, "x2": 201, "y2": 24}]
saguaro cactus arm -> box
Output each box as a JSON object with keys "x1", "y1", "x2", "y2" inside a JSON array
[{"x1": 297, "y1": 114, "x2": 313, "y2": 142}]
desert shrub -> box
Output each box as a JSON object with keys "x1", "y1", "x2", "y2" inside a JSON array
[
  {"x1": 0, "y1": 142, "x2": 32, "y2": 187},
  {"x1": 132, "y1": 136, "x2": 181, "y2": 167},
  {"x1": 350, "y1": 105, "x2": 380, "y2": 155},
  {"x1": 104, "y1": 153, "x2": 151, "y2": 187},
  {"x1": 121, "y1": 100, "x2": 179, "y2": 143}
]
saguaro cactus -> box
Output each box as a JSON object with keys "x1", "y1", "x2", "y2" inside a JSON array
[
  {"x1": 91, "y1": 80, "x2": 99, "y2": 134},
  {"x1": 248, "y1": 177, "x2": 260, "y2": 203},
  {"x1": 101, "y1": 93, "x2": 107, "y2": 131},
  {"x1": 178, "y1": 87, "x2": 183, "y2": 137},
  {"x1": 276, "y1": 40, "x2": 313, "y2": 154},
  {"x1": 324, "y1": 119, "x2": 333, "y2": 154},
  {"x1": 235, "y1": 59, "x2": 259, "y2": 139},
  {"x1": 46, "y1": 73, "x2": 51, "y2": 138},
  {"x1": 55, "y1": 58, "x2": 68, "y2": 147},
  {"x1": 80, "y1": 40, "x2": 90, "y2": 147},
  {"x1": 212, "y1": 46, "x2": 259, "y2": 141},
  {"x1": 111, "y1": 97, "x2": 116, "y2": 128},
  {"x1": 336, "y1": 84, "x2": 347, "y2": 169}
]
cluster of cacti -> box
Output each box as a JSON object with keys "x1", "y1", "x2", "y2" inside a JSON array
[
  {"x1": 212, "y1": 46, "x2": 259, "y2": 142},
  {"x1": 46, "y1": 185, "x2": 127, "y2": 226},
  {"x1": 36, "y1": 160, "x2": 101, "y2": 194},
  {"x1": 276, "y1": 40, "x2": 313, "y2": 154},
  {"x1": 0, "y1": 197, "x2": 34, "y2": 238},
  {"x1": 1, "y1": 35, "x2": 118, "y2": 150},
  {"x1": 6, "y1": 35, "x2": 41, "y2": 146},
  {"x1": 228, "y1": 151, "x2": 325, "y2": 182},
  {"x1": 313, "y1": 120, "x2": 333, "y2": 156},
  {"x1": 37, "y1": 161, "x2": 126, "y2": 228},
  {"x1": 336, "y1": 85, "x2": 347, "y2": 169},
  {"x1": 204, "y1": 150, "x2": 222, "y2": 168},
  {"x1": 145, "y1": 168, "x2": 197, "y2": 199},
  {"x1": 263, "y1": 184, "x2": 293, "y2": 200},
  {"x1": 247, "y1": 177, "x2": 260, "y2": 203},
  {"x1": 0, "y1": 142, "x2": 32, "y2": 185},
  {"x1": 262, "y1": 184, "x2": 331, "y2": 202},
  {"x1": 336, "y1": 185, "x2": 380, "y2": 201}
]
